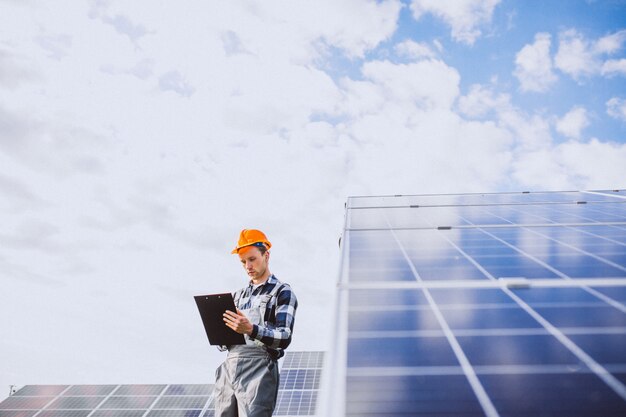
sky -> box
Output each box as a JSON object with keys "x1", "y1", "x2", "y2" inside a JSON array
[{"x1": 1, "y1": 0, "x2": 626, "y2": 399}]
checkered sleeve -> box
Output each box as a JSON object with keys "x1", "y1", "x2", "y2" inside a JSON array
[{"x1": 250, "y1": 284, "x2": 297, "y2": 349}]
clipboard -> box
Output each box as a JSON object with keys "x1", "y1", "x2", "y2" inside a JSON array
[{"x1": 194, "y1": 293, "x2": 246, "y2": 346}]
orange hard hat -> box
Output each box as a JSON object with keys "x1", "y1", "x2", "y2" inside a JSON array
[{"x1": 231, "y1": 229, "x2": 272, "y2": 254}]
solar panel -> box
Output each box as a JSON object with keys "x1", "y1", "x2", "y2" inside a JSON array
[
  {"x1": 63, "y1": 387, "x2": 117, "y2": 397},
  {"x1": 90, "y1": 411, "x2": 146, "y2": 417},
  {"x1": 323, "y1": 189, "x2": 626, "y2": 416},
  {"x1": 162, "y1": 386, "x2": 213, "y2": 396},
  {"x1": 145, "y1": 411, "x2": 202, "y2": 417},
  {"x1": 151, "y1": 397, "x2": 208, "y2": 410},
  {"x1": 11, "y1": 388, "x2": 68, "y2": 397},
  {"x1": 113, "y1": 387, "x2": 166, "y2": 397},
  {"x1": 99, "y1": 397, "x2": 157, "y2": 410},
  {"x1": 1, "y1": 353, "x2": 324, "y2": 417}
]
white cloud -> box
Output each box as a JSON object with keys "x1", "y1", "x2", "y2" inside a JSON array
[
  {"x1": 555, "y1": 106, "x2": 590, "y2": 140},
  {"x1": 458, "y1": 83, "x2": 511, "y2": 118},
  {"x1": 410, "y1": 0, "x2": 501, "y2": 45},
  {"x1": 555, "y1": 29, "x2": 626, "y2": 81},
  {"x1": 513, "y1": 139, "x2": 626, "y2": 190},
  {"x1": 35, "y1": 33, "x2": 72, "y2": 60},
  {"x1": 394, "y1": 39, "x2": 438, "y2": 60},
  {"x1": 514, "y1": 32, "x2": 557, "y2": 92},
  {"x1": 554, "y1": 29, "x2": 600, "y2": 79},
  {"x1": 360, "y1": 59, "x2": 461, "y2": 109},
  {"x1": 158, "y1": 71, "x2": 195, "y2": 97},
  {"x1": 0, "y1": 49, "x2": 39, "y2": 89},
  {"x1": 594, "y1": 29, "x2": 626, "y2": 54},
  {"x1": 601, "y1": 58, "x2": 626, "y2": 76},
  {"x1": 607, "y1": 97, "x2": 626, "y2": 121},
  {"x1": 88, "y1": 0, "x2": 151, "y2": 43}
]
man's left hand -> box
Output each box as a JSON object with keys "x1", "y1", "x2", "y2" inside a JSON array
[{"x1": 223, "y1": 309, "x2": 253, "y2": 335}]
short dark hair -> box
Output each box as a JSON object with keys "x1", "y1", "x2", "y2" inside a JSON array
[{"x1": 257, "y1": 244, "x2": 268, "y2": 255}]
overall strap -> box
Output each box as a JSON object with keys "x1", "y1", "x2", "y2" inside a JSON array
[
  {"x1": 259, "y1": 283, "x2": 286, "y2": 323},
  {"x1": 233, "y1": 288, "x2": 244, "y2": 309}
]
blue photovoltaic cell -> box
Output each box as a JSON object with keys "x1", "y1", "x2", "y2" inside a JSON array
[
  {"x1": 332, "y1": 191, "x2": 626, "y2": 416},
  {"x1": 348, "y1": 308, "x2": 441, "y2": 332},
  {"x1": 440, "y1": 306, "x2": 541, "y2": 330},
  {"x1": 429, "y1": 288, "x2": 518, "y2": 306},
  {"x1": 348, "y1": 337, "x2": 459, "y2": 367},
  {"x1": 457, "y1": 334, "x2": 582, "y2": 366},
  {"x1": 532, "y1": 306, "x2": 626, "y2": 328},
  {"x1": 346, "y1": 375, "x2": 483, "y2": 416},
  {"x1": 479, "y1": 373, "x2": 626, "y2": 417},
  {"x1": 349, "y1": 288, "x2": 429, "y2": 307},
  {"x1": 513, "y1": 287, "x2": 597, "y2": 302},
  {"x1": 594, "y1": 286, "x2": 626, "y2": 301},
  {"x1": 567, "y1": 334, "x2": 626, "y2": 364}
]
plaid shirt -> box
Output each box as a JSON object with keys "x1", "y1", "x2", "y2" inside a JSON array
[{"x1": 231, "y1": 274, "x2": 297, "y2": 358}]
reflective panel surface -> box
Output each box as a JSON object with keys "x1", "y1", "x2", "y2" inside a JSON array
[
  {"x1": 328, "y1": 190, "x2": 626, "y2": 416},
  {"x1": 0, "y1": 351, "x2": 325, "y2": 417}
]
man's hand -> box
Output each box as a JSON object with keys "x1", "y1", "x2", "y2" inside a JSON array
[{"x1": 223, "y1": 309, "x2": 253, "y2": 335}]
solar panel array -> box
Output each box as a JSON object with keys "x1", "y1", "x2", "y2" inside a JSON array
[
  {"x1": 0, "y1": 352, "x2": 324, "y2": 417},
  {"x1": 323, "y1": 190, "x2": 626, "y2": 416}
]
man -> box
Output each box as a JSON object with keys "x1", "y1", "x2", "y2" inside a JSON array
[{"x1": 214, "y1": 229, "x2": 298, "y2": 417}]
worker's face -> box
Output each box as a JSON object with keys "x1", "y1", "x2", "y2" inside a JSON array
[{"x1": 238, "y1": 246, "x2": 269, "y2": 280}]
